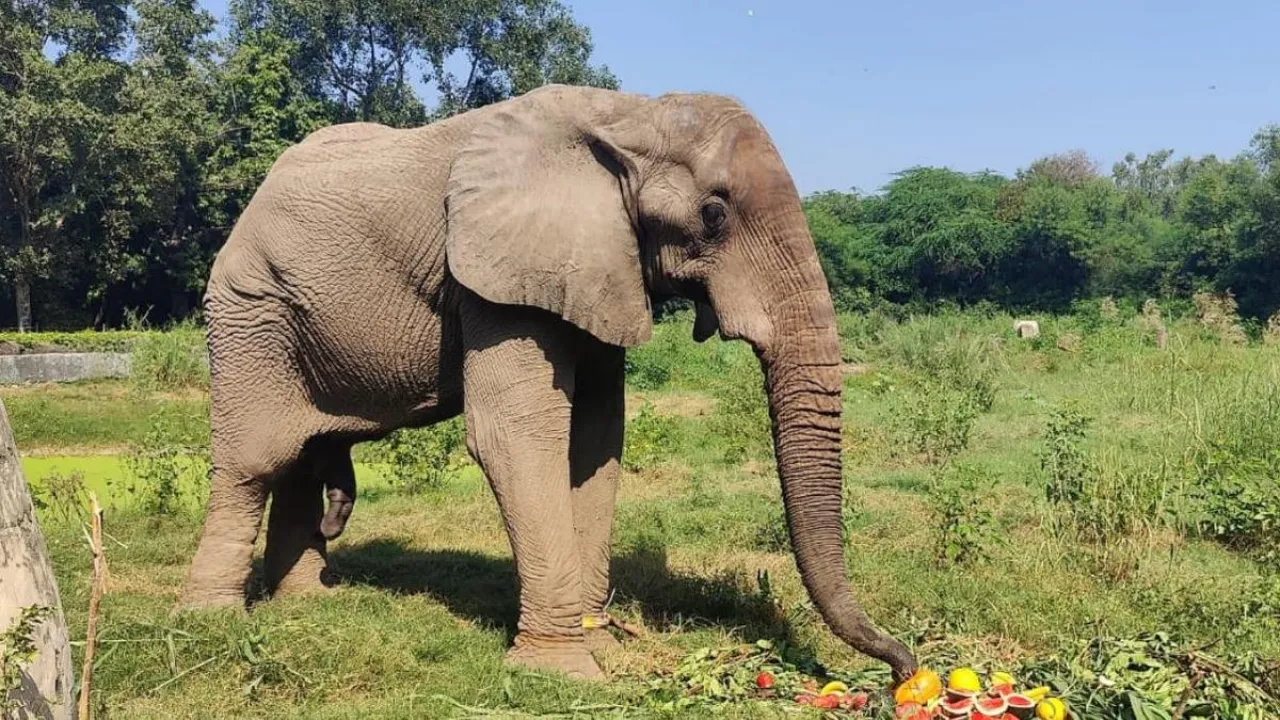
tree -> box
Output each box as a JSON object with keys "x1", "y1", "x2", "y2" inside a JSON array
[
  {"x1": 230, "y1": 0, "x2": 617, "y2": 126},
  {"x1": 0, "y1": 400, "x2": 74, "y2": 718},
  {"x1": 1018, "y1": 149, "x2": 1100, "y2": 189},
  {"x1": 0, "y1": 2, "x2": 128, "y2": 330}
]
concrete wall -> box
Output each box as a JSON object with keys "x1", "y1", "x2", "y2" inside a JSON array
[{"x1": 0, "y1": 353, "x2": 132, "y2": 384}]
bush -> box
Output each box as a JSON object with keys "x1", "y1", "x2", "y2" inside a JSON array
[
  {"x1": 623, "y1": 404, "x2": 678, "y2": 472},
  {"x1": 0, "y1": 330, "x2": 147, "y2": 353},
  {"x1": 894, "y1": 377, "x2": 985, "y2": 463},
  {"x1": 32, "y1": 469, "x2": 89, "y2": 524},
  {"x1": 1038, "y1": 401, "x2": 1184, "y2": 578},
  {"x1": 1040, "y1": 402, "x2": 1091, "y2": 506},
  {"x1": 927, "y1": 463, "x2": 996, "y2": 567},
  {"x1": 373, "y1": 418, "x2": 467, "y2": 494},
  {"x1": 1187, "y1": 378, "x2": 1280, "y2": 564},
  {"x1": 121, "y1": 411, "x2": 211, "y2": 516}
]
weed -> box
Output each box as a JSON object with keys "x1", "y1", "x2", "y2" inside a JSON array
[
  {"x1": 1186, "y1": 379, "x2": 1280, "y2": 564},
  {"x1": 127, "y1": 318, "x2": 208, "y2": 393},
  {"x1": 927, "y1": 463, "x2": 996, "y2": 567},
  {"x1": 1194, "y1": 291, "x2": 1248, "y2": 345},
  {"x1": 373, "y1": 418, "x2": 467, "y2": 494},
  {"x1": 1265, "y1": 311, "x2": 1280, "y2": 345},
  {"x1": 1, "y1": 605, "x2": 53, "y2": 714},
  {"x1": 121, "y1": 411, "x2": 211, "y2": 516},
  {"x1": 1040, "y1": 402, "x2": 1091, "y2": 507},
  {"x1": 623, "y1": 404, "x2": 678, "y2": 472},
  {"x1": 893, "y1": 377, "x2": 984, "y2": 463},
  {"x1": 32, "y1": 469, "x2": 89, "y2": 524},
  {"x1": 752, "y1": 506, "x2": 790, "y2": 553}
]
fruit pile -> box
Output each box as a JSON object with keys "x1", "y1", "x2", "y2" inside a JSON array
[
  {"x1": 789, "y1": 679, "x2": 870, "y2": 711},
  {"x1": 893, "y1": 667, "x2": 1070, "y2": 720}
]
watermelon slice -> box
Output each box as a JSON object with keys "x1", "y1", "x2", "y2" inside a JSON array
[
  {"x1": 974, "y1": 696, "x2": 1008, "y2": 717},
  {"x1": 939, "y1": 696, "x2": 975, "y2": 717},
  {"x1": 1005, "y1": 693, "x2": 1036, "y2": 718}
]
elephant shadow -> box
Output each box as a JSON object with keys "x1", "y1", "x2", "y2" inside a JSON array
[{"x1": 327, "y1": 538, "x2": 808, "y2": 654}]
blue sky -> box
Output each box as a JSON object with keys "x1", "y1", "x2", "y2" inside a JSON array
[{"x1": 201, "y1": 0, "x2": 1280, "y2": 195}]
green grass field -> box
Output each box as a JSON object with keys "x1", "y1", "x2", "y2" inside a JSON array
[{"x1": 7, "y1": 308, "x2": 1278, "y2": 718}]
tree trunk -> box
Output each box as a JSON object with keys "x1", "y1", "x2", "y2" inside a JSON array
[
  {"x1": 14, "y1": 275, "x2": 32, "y2": 333},
  {"x1": 0, "y1": 399, "x2": 75, "y2": 719}
]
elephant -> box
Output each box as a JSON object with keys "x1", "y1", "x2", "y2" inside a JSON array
[{"x1": 178, "y1": 84, "x2": 918, "y2": 682}]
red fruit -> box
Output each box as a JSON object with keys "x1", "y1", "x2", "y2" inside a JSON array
[
  {"x1": 811, "y1": 694, "x2": 840, "y2": 709},
  {"x1": 850, "y1": 692, "x2": 869, "y2": 710},
  {"x1": 795, "y1": 694, "x2": 813, "y2": 705},
  {"x1": 939, "y1": 697, "x2": 975, "y2": 718},
  {"x1": 897, "y1": 703, "x2": 926, "y2": 719},
  {"x1": 974, "y1": 696, "x2": 1008, "y2": 717},
  {"x1": 756, "y1": 672, "x2": 776, "y2": 689},
  {"x1": 1004, "y1": 694, "x2": 1035, "y2": 719},
  {"x1": 989, "y1": 683, "x2": 1014, "y2": 698}
]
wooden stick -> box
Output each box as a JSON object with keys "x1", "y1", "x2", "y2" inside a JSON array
[{"x1": 78, "y1": 493, "x2": 105, "y2": 720}]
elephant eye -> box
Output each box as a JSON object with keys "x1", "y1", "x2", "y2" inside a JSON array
[{"x1": 700, "y1": 200, "x2": 727, "y2": 240}]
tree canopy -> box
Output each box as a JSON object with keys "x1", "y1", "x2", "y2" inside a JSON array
[
  {"x1": 0, "y1": 0, "x2": 615, "y2": 329},
  {"x1": 808, "y1": 138, "x2": 1280, "y2": 321}
]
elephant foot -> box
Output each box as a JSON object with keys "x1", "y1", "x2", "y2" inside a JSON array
[
  {"x1": 271, "y1": 573, "x2": 335, "y2": 599},
  {"x1": 172, "y1": 589, "x2": 247, "y2": 616},
  {"x1": 505, "y1": 635, "x2": 604, "y2": 681},
  {"x1": 265, "y1": 545, "x2": 333, "y2": 598}
]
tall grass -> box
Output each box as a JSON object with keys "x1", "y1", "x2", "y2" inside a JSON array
[{"x1": 127, "y1": 318, "x2": 209, "y2": 392}]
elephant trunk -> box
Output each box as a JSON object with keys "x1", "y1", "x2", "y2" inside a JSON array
[{"x1": 758, "y1": 262, "x2": 918, "y2": 683}]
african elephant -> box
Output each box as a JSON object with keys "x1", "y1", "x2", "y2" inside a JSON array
[{"x1": 179, "y1": 84, "x2": 917, "y2": 682}]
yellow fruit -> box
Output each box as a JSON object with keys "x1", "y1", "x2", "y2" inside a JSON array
[
  {"x1": 819, "y1": 681, "x2": 849, "y2": 696},
  {"x1": 894, "y1": 668, "x2": 943, "y2": 705},
  {"x1": 990, "y1": 671, "x2": 1015, "y2": 687},
  {"x1": 1025, "y1": 687, "x2": 1051, "y2": 702},
  {"x1": 1036, "y1": 697, "x2": 1067, "y2": 720},
  {"x1": 947, "y1": 668, "x2": 983, "y2": 695}
]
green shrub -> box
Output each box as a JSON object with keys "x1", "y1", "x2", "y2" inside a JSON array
[
  {"x1": 894, "y1": 377, "x2": 984, "y2": 463},
  {"x1": 121, "y1": 411, "x2": 211, "y2": 516},
  {"x1": 1038, "y1": 401, "x2": 1184, "y2": 578},
  {"x1": 622, "y1": 403, "x2": 678, "y2": 472},
  {"x1": 927, "y1": 463, "x2": 996, "y2": 567},
  {"x1": 32, "y1": 469, "x2": 89, "y2": 524},
  {"x1": 1039, "y1": 402, "x2": 1091, "y2": 506},
  {"x1": 1187, "y1": 377, "x2": 1280, "y2": 564},
  {"x1": 0, "y1": 330, "x2": 146, "y2": 353},
  {"x1": 373, "y1": 418, "x2": 467, "y2": 494}
]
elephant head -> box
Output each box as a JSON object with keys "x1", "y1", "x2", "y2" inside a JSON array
[{"x1": 445, "y1": 85, "x2": 918, "y2": 680}]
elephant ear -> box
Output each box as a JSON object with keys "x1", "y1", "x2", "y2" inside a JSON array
[{"x1": 445, "y1": 86, "x2": 652, "y2": 348}]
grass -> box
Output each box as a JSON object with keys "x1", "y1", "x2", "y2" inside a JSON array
[{"x1": 10, "y1": 307, "x2": 1280, "y2": 718}]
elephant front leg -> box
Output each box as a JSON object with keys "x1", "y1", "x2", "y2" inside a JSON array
[
  {"x1": 571, "y1": 342, "x2": 625, "y2": 654},
  {"x1": 461, "y1": 296, "x2": 601, "y2": 680}
]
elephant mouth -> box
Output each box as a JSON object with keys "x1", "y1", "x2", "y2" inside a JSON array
[{"x1": 692, "y1": 301, "x2": 720, "y2": 342}]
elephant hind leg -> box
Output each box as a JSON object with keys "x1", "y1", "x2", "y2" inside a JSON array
[
  {"x1": 179, "y1": 442, "x2": 298, "y2": 611},
  {"x1": 264, "y1": 441, "x2": 353, "y2": 597}
]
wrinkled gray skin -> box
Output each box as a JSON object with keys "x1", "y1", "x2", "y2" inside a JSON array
[{"x1": 179, "y1": 85, "x2": 917, "y2": 682}]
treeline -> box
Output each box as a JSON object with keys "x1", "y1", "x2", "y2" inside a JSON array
[
  {"x1": 4, "y1": 3, "x2": 1279, "y2": 331},
  {"x1": 805, "y1": 138, "x2": 1280, "y2": 321},
  {"x1": 1, "y1": 0, "x2": 616, "y2": 330}
]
